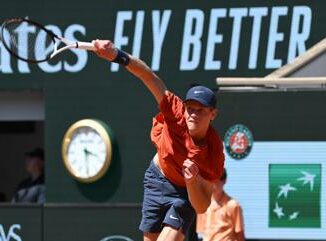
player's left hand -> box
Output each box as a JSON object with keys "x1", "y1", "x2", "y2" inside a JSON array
[{"x1": 183, "y1": 159, "x2": 199, "y2": 183}]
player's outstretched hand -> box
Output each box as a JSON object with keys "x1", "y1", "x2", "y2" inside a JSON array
[
  {"x1": 92, "y1": 39, "x2": 118, "y2": 62},
  {"x1": 183, "y1": 159, "x2": 199, "y2": 183}
]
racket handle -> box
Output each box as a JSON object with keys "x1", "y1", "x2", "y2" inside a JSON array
[{"x1": 77, "y1": 41, "x2": 96, "y2": 51}]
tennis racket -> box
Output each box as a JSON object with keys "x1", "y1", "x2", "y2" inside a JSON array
[{"x1": 1, "y1": 17, "x2": 95, "y2": 63}]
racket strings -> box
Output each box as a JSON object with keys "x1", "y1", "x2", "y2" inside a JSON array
[
  {"x1": 2, "y1": 22, "x2": 22, "y2": 57},
  {"x1": 1, "y1": 19, "x2": 55, "y2": 62}
]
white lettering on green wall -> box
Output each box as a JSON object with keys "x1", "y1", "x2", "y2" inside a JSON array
[
  {"x1": 0, "y1": 22, "x2": 88, "y2": 74},
  {"x1": 0, "y1": 6, "x2": 312, "y2": 74}
]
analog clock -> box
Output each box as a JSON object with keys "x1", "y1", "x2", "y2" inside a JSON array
[{"x1": 61, "y1": 119, "x2": 113, "y2": 183}]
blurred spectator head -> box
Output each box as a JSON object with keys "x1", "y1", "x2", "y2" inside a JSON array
[{"x1": 24, "y1": 147, "x2": 44, "y2": 176}]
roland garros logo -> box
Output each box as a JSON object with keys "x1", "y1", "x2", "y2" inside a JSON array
[{"x1": 224, "y1": 124, "x2": 253, "y2": 160}]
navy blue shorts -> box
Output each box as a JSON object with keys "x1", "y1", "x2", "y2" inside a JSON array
[{"x1": 139, "y1": 160, "x2": 195, "y2": 235}]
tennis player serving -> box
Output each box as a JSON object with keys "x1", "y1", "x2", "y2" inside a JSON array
[{"x1": 92, "y1": 40, "x2": 225, "y2": 241}]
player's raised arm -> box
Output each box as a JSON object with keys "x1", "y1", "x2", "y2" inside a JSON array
[{"x1": 92, "y1": 39, "x2": 167, "y2": 104}]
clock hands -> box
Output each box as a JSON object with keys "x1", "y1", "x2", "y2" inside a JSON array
[
  {"x1": 83, "y1": 147, "x2": 101, "y2": 176},
  {"x1": 83, "y1": 148, "x2": 99, "y2": 158},
  {"x1": 83, "y1": 148, "x2": 93, "y2": 176}
]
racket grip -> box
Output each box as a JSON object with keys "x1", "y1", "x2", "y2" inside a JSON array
[{"x1": 77, "y1": 41, "x2": 96, "y2": 51}]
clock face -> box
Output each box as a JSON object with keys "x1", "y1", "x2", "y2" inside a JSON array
[{"x1": 62, "y1": 119, "x2": 112, "y2": 182}]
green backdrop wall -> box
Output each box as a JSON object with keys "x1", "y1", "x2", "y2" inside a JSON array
[{"x1": 1, "y1": 1, "x2": 326, "y2": 240}]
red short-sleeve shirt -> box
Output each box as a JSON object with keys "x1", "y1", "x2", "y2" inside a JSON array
[{"x1": 151, "y1": 91, "x2": 225, "y2": 186}]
